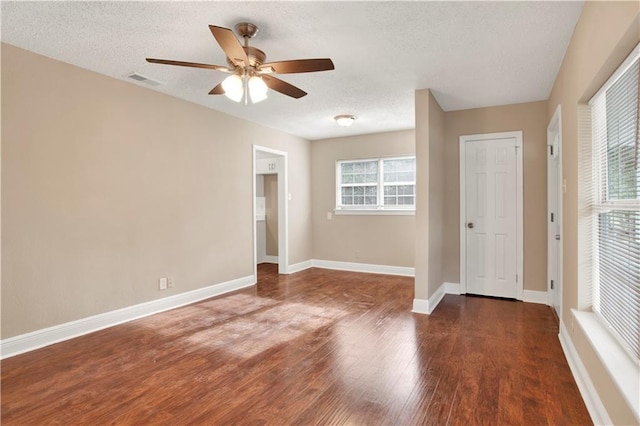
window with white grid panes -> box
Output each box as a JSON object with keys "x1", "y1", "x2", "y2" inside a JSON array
[
  {"x1": 383, "y1": 158, "x2": 416, "y2": 207},
  {"x1": 339, "y1": 160, "x2": 378, "y2": 206},
  {"x1": 336, "y1": 156, "x2": 415, "y2": 211}
]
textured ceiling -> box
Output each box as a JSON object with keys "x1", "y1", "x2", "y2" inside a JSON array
[{"x1": 1, "y1": 1, "x2": 583, "y2": 140}]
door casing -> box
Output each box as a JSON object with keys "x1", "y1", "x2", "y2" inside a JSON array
[
  {"x1": 547, "y1": 105, "x2": 563, "y2": 318},
  {"x1": 459, "y1": 131, "x2": 524, "y2": 300},
  {"x1": 253, "y1": 145, "x2": 288, "y2": 277}
]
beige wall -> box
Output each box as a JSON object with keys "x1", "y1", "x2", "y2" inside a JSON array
[
  {"x1": 547, "y1": 2, "x2": 639, "y2": 424},
  {"x1": 414, "y1": 91, "x2": 430, "y2": 299},
  {"x1": 442, "y1": 101, "x2": 549, "y2": 291},
  {"x1": 414, "y1": 89, "x2": 446, "y2": 301},
  {"x1": 1, "y1": 44, "x2": 312, "y2": 338},
  {"x1": 311, "y1": 130, "x2": 415, "y2": 267},
  {"x1": 264, "y1": 174, "x2": 278, "y2": 257},
  {"x1": 428, "y1": 93, "x2": 446, "y2": 297}
]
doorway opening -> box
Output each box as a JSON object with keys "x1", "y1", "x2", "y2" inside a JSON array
[{"x1": 253, "y1": 146, "x2": 288, "y2": 280}]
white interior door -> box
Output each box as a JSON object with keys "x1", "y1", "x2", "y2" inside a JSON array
[
  {"x1": 547, "y1": 106, "x2": 562, "y2": 317},
  {"x1": 463, "y1": 136, "x2": 519, "y2": 298}
]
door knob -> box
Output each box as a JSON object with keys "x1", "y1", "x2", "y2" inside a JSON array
[{"x1": 467, "y1": 222, "x2": 474, "y2": 229}]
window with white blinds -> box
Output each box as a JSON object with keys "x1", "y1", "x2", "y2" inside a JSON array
[{"x1": 588, "y1": 43, "x2": 640, "y2": 362}]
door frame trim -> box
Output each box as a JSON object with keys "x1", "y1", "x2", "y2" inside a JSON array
[
  {"x1": 547, "y1": 105, "x2": 563, "y2": 318},
  {"x1": 253, "y1": 145, "x2": 289, "y2": 277},
  {"x1": 459, "y1": 131, "x2": 524, "y2": 300}
]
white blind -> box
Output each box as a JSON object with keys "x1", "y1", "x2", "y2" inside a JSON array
[{"x1": 589, "y1": 45, "x2": 640, "y2": 362}]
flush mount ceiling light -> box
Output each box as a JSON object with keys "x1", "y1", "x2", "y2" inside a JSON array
[
  {"x1": 146, "y1": 22, "x2": 334, "y2": 104},
  {"x1": 334, "y1": 115, "x2": 357, "y2": 127}
]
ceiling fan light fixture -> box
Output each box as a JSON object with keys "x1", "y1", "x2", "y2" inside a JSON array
[
  {"x1": 146, "y1": 23, "x2": 334, "y2": 103},
  {"x1": 222, "y1": 74, "x2": 244, "y2": 102},
  {"x1": 335, "y1": 115, "x2": 357, "y2": 127},
  {"x1": 248, "y1": 75, "x2": 268, "y2": 103}
]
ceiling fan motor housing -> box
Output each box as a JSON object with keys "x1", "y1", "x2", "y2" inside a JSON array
[
  {"x1": 235, "y1": 22, "x2": 259, "y2": 39},
  {"x1": 227, "y1": 46, "x2": 266, "y2": 69},
  {"x1": 226, "y1": 23, "x2": 266, "y2": 70}
]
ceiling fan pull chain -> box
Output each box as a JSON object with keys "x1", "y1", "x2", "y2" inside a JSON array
[{"x1": 244, "y1": 75, "x2": 249, "y2": 105}]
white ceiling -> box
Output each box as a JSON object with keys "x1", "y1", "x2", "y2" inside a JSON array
[{"x1": 1, "y1": 1, "x2": 583, "y2": 140}]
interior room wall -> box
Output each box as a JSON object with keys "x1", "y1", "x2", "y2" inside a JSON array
[
  {"x1": 414, "y1": 89, "x2": 446, "y2": 302},
  {"x1": 310, "y1": 130, "x2": 415, "y2": 267},
  {"x1": 547, "y1": 2, "x2": 639, "y2": 423},
  {"x1": 427, "y1": 92, "x2": 446, "y2": 297},
  {"x1": 1, "y1": 44, "x2": 312, "y2": 338},
  {"x1": 442, "y1": 101, "x2": 548, "y2": 291},
  {"x1": 264, "y1": 174, "x2": 278, "y2": 257},
  {"x1": 414, "y1": 90, "x2": 430, "y2": 300}
]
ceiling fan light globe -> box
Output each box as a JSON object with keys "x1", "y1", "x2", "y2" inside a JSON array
[
  {"x1": 249, "y1": 76, "x2": 268, "y2": 103},
  {"x1": 222, "y1": 74, "x2": 244, "y2": 102}
]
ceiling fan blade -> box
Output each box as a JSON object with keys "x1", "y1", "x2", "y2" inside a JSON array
[
  {"x1": 209, "y1": 25, "x2": 249, "y2": 66},
  {"x1": 209, "y1": 83, "x2": 225, "y2": 95},
  {"x1": 262, "y1": 75, "x2": 307, "y2": 99},
  {"x1": 260, "y1": 59, "x2": 334, "y2": 74},
  {"x1": 146, "y1": 58, "x2": 229, "y2": 71}
]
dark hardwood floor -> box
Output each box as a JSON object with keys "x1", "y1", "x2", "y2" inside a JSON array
[{"x1": 1, "y1": 264, "x2": 591, "y2": 425}]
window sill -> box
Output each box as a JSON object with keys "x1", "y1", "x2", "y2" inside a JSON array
[
  {"x1": 334, "y1": 209, "x2": 415, "y2": 216},
  {"x1": 572, "y1": 309, "x2": 639, "y2": 422}
]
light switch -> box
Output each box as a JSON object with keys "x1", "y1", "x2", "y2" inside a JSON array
[{"x1": 327, "y1": 212, "x2": 333, "y2": 220}]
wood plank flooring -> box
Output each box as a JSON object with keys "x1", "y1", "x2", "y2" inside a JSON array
[{"x1": 1, "y1": 264, "x2": 591, "y2": 425}]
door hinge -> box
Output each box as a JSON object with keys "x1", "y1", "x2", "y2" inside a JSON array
[
  {"x1": 550, "y1": 145, "x2": 554, "y2": 156},
  {"x1": 516, "y1": 274, "x2": 519, "y2": 283},
  {"x1": 551, "y1": 212, "x2": 554, "y2": 223},
  {"x1": 551, "y1": 279, "x2": 554, "y2": 290}
]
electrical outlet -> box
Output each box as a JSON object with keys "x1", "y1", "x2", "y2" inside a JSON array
[
  {"x1": 167, "y1": 276, "x2": 174, "y2": 288},
  {"x1": 159, "y1": 277, "x2": 168, "y2": 290}
]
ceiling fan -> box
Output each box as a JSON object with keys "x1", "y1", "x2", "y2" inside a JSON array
[{"x1": 146, "y1": 22, "x2": 334, "y2": 104}]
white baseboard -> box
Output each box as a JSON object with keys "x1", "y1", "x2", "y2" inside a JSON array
[
  {"x1": 559, "y1": 320, "x2": 612, "y2": 425},
  {"x1": 522, "y1": 289, "x2": 550, "y2": 305},
  {"x1": 412, "y1": 282, "x2": 460, "y2": 315},
  {"x1": 428, "y1": 282, "x2": 446, "y2": 313},
  {"x1": 412, "y1": 298, "x2": 431, "y2": 314},
  {"x1": 287, "y1": 260, "x2": 313, "y2": 274},
  {"x1": 311, "y1": 259, "x2": 414, "y2": 277},
  {"x1": 0, "y1": 275, "x2": 256, "y2": 359},
  {"x1": 262, "y1": 255, "x2": 278, "y2": 264},
  {"x1": 445, "y1": 282, "x2": 461, "y2": 295},
  {"x1": 284, "y1": 259, "x2": 414, "y2": 277}
]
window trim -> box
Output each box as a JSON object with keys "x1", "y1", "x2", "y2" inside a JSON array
[
  {"x1": 335, "y1": 155, "x2": 416, "y2": 215},
  {"x1": 571, "y1": 309, "x2": 640, "y2": 423},
  {"x1": 586, "y1": 41, "x2": 640, "y2": 364},
  {"x1": 573, "y1": 41, "x2": 640, "y2": 423},
  {"x1": 334, "y1": 209, "x2": 416, "y2": 216}
]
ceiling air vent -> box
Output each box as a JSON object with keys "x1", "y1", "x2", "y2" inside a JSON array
[{"x1": 124, "y1": 72, "x2": 163, "y2": 87}]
